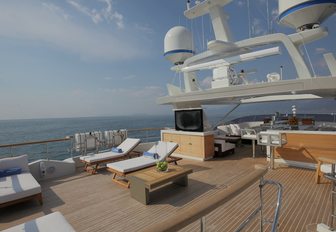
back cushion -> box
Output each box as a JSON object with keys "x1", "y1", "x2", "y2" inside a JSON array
[
  {"x1": 229, "y1": 124, "x2": 241, "y2": 136},
  {"x1": 217, "y1": 125, "x2": 232, "y2": 135},
  {"x1": 0, "y1": 155, "x2": 29, "y2": 172}
]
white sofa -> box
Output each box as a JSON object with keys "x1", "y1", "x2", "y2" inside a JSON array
[
  {"x1": 3, "y1": 212, "x2": 75, "y2": 232},
  {"x1": 0, "y1": 155, "x2": 42, "y2": 208}
]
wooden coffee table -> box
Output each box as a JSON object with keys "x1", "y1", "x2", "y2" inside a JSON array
[{"x1": 128, "y1": 166, "x2": 193, "y2": 205}]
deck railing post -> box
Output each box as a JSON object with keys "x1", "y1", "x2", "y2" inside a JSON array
[
  {"x1": 259, "y1": 177, "x2": 264, "y2": 232},
  {"x1": 46, "y1": 143, "x2": 49, "y2": 160},
  {"x1": 200, "y1": 216, "x2": 206, "y2": 232}
]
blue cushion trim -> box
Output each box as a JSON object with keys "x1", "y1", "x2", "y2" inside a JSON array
[
  {"x1": 164, "y1": 49, "x2": 194, "y2": 57},
  {"x1": 0, "y1": 167, "x2": 22, "y2": 177},
  {"x1": 143, "y1": 151, "x2": 159, "y2": 159},
  {"x1": 111, "y1": 147, "x2": 122, "y2": 153},
  {"x1": 279, "y1": 0, "x2": 336, "y2": 22}
]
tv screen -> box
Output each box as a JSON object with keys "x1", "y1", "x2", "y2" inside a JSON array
[{"x1": 175, "y1": 109, "x2": 204, "y2": 132}]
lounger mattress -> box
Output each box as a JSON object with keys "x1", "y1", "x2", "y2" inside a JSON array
[
  {"x1": 3, "y1": 212, "x2": 75, "y2": 232},
  {"x1": 0, "y1": 172, "x2": 41, "y2": 204},
  {"x1": 107, "y1": 157, "x2": 155, "y2": 173},
  {"x1": 80, "y1": 152, "x2": 125, "y2": 163}
]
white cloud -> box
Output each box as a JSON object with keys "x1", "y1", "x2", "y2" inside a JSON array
[
  {"x1": 42, "y1": 2, "x2": 70, "y2": 20},
  {"x1": 67, "y1": 0, "x2": 124, "y2": 29},
  {"x1": 0, "y1": 85, "x2": 168, "y2": 119},
  {"x1": 104, "y1": 74, "x2": 136, "y2": 81},
  {"x1": 252, "y1": 18, "x2": 267, "y2": 36},
  {"x1": 134, "y1": 24, "x2": 154, "y2": 34},
  {"x1": 122, "y1": 74, "x2": 136, "y2": 80},
  {"x1": 235, "y1": 0, "x2": 245, "y2": 7},
  {"x1": 0, "y1": 1, "x2": 145, "y2": 61},
  {"x1": 315, "y1": 47, "x2": 327, "y2": 54},
  {"x1": 100, "y1": 86, "x2": 164, "y2": 97}
]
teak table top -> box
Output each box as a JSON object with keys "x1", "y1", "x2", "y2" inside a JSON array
[{"x1": 130, "y1": 166, "x2": 193, "y2": 189}]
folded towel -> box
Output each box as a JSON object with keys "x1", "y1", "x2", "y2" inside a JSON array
[
  {"x1": 0, "y1": 167, "x2": 22, "y2": 177},
  {"x1": 143, "y1": 151, "x2": 159, "y2": 159},
  {"x1": 111, "y1": 147, "x2": 123, "y2": 153}
]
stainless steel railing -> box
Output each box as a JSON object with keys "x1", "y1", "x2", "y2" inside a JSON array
[{"x1": 0, "y1": 127, "x2": 165, "y2": 160}]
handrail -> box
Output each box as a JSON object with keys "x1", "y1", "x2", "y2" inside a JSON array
[
  {"x1": 141, "y1": 165, "x2": 268, "y2": 232},
  {"x1": 128, "y1": 127, "x2": 165, "y2": 132},
  {"x1": 0, "y1": 137, "x2": 71, "y2": 148},
  {"x1": 0, "y1": 128, "x2": 166, "y2": 149}
]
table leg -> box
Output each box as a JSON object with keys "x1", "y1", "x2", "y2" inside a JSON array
[
  {"x1": 173, "y1": 175, "x2": 188, "y2": 187},
  {"x1": 270, "y1": 147, "x2": 275, "y2": 170},
  {"x1": 129, "y1": 177, "x2": 149, "y2": 205},
  {"x1": 252, "y1": 140, "x2": 256, "y2": 158}
]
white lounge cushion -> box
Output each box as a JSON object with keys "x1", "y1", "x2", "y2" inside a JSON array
[
  {"x1": 0, "y1": 155, "x2": 29, "y2": 172},
  {"x1": 80, "y1": 152, "x2": 125, "y2": 163},
  {"x1": 107, "y1": 156, "x2": 155, "y2": 173},
  {"x1": 3, "y1": 212, "x2": 75, "y2": 232},
  {"x1": 241, "y1": 134, "x2": 257, "y2": 140},
  {"x1": 146, "y1": 141, "x2": 178, "y2": 161},
  {"x1": 117, "y1": 138, "x2": 140, "y2": 153},
  {"x1": 80, "y1": 138, "x2": 140, "y2": 163},
  {"x1": 217, "y1": 125, "x2": 231, "y2": 135},
  {"x1": 107, "y1": 141, "x2": 178, "y2": 173},
  {"x1": 229, "y1": 124, "x2": 241, "y2": 136},
  {"x1": 0, "y1": 172, "x2": 41, "y2": 204},
  {"x1": 321, "y1": 164, "x2": 335, "y2": 174}
]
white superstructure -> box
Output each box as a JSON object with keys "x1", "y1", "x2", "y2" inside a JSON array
[{"x1": 159, "y1": 0, "x2": 336, "y2": 108}]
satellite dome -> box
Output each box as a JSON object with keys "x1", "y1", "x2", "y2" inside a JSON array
[
  {"x1": 164, "y1": 26, "x2": 194, "y2": 65},
  {"x1": 279, "y1": 0, "x2": 336, "y2": 31}
]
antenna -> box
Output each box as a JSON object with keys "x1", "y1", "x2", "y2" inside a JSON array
[
  {"x1": 247, "y1": 0, "x2": 251, "y2": 38},
  {"x1": 266, "y1": 0, "x2": 270, "y2": 33}
]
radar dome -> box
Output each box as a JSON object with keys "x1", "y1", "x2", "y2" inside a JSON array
[
  {"x1": 279, "y1": 0, "x2": 336, "y2": 31},
  {"x1": 164, "y1": 26, "x2": 194, "y2": 65}
]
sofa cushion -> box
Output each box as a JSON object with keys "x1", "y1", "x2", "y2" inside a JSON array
[
  {"x1": 217, "y1": 125, "x2": 231, "y2": 135},
  {"x1": 0, "y1": 155, "x2": 29, "y2": 172},
  {"x1": 229, "y1": 124, "x2": 241, "y2": 136},
  {"x1": 0, "y1": 172, "x2": 41, "y2": 204},
  {"x1": 2, "y1": 212, "x2": 75, "y2": 232}
]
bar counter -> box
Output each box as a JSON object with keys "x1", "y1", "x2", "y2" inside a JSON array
[{"x1": 268, "y1": 129, "x2": 336, "y2": 168}]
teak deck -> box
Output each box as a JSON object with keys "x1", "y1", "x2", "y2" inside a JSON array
[{"x1": 0, "y1": 146, "x2": 332, "y2": 232}]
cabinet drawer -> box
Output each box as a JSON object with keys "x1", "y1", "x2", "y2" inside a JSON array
[{"x1": 162, "y1": 133, "x2": 171, "y2": 142}]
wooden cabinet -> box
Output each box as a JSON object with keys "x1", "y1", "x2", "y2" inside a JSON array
[{"x1": 161, "y1": 130, "x2": 214, "y2": 160}]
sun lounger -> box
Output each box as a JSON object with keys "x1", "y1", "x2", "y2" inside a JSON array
[
  {"x1": 80, "y1": 138, "x2": 141, "y2": 174},
  {"x1": 106, "y1": 141, "x2": 178, "y2": 188},
  {"x1": 3, "y1": 212, "x2": 75, "y2": 232}
]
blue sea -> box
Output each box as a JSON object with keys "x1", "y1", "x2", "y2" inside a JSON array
[
  {"x1": 1, "y1": 113, "x2": 334, "y2": 162},
  {"x1": 0, "y1": 115, "x2": 224, "y2": 162}
]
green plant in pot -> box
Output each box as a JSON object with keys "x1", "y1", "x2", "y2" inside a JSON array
[{"x1": 156, "y1": 161, "x2": 168, "y2": 172}]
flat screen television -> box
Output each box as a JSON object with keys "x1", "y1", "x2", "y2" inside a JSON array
[{"x1": 175, "y1": 109, "x2": 204, "y2": 132}]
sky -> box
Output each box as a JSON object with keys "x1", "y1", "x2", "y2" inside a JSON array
[{"x1": 0, "y1": 0, "x2": 335, "y2": 120}]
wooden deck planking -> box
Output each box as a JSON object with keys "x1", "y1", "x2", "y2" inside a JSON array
[{"x1": 0, "y1": 145, "x2": 332, "y2": 231}]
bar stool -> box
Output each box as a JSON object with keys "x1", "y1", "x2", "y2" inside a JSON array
[{"x1": 257, "y1": 131, "x2": 287, "y2": 169}]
